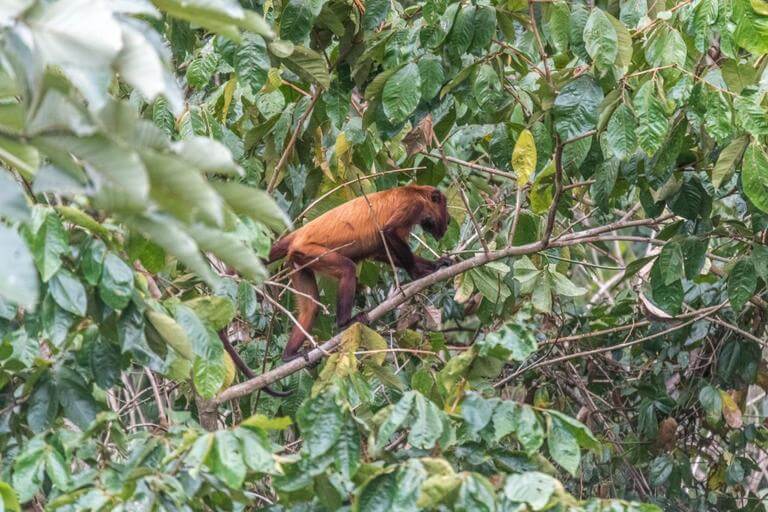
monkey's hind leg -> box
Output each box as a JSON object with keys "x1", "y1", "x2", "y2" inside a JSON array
[{"x1": 283, "y1": 266, "x2": 319, "y2": 361}]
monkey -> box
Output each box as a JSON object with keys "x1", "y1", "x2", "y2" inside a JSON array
[{"x1": 267, "y1": 185, "x2": 452, "y2": 361}]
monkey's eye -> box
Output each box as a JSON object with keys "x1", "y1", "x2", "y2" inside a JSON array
[{"x1": 430, "y1": 190, "x2": 441, "y2": 203}]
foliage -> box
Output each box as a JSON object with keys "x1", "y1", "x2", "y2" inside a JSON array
[{"x1": 1, "y1": 0, "x2": 768, "y2": 510}]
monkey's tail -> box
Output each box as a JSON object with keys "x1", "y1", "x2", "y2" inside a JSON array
[
  {"x1": 218, "y1": 330, "x2": 293, "y2": 398},
  {"x1": 265, "y1": 234, "x2": 293, "y2": 264}
]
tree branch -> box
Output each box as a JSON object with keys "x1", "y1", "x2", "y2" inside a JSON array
[{"x1": 213, "y1": 214, "x2": 670, "y2": 404}]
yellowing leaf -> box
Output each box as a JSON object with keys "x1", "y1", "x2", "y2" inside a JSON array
[
  {"x1": 147, "y1": 310, "x2": 194, "y2": 360},
  {"x1": 512, "y1": 129, "x2": 536, "y2": 186},
  {"x1": 719, "y1": 390, "x2": 743, "y2": 429}
]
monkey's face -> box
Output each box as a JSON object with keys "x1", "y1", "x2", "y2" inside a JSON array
[{"x1": 422, "y1": 188, "x2": 450, "y2": 239}]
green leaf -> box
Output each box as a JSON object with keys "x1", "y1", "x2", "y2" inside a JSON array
[
  {"x1": 634, "y1": 80, "x2": 668, "y2": 155},
  {"x1": 650, "y1": 259, "x2": 683, "y2": 315},
  {"x1": 213, "y1": 431, "x2": 246, "y2": 488},
  {"x1": 45, "y1": 449, "x2": 70, "y2": 491},
  {"x1": 376, "y1": 391, "x2": 416, "y2": 451},
  {"x1": 477, "y1": 324, "x2": 538, "y2": 362},
  {"x1": 0, "y1": 135, "x2": 39, "y2": 179},
  {"x1": 456, "y1": 473, "x2": 496, "y2": 512},
  {"x1": 650, "y1": 455, "x2": 673, "y2": 486},
  {"x1": 147, "y1": 310, "x2": 194, "y2": 360},
  {"x1": 417, "y1": 56, "x2": 445, "y2": 102},
  {"x1": 234, "y1": 428, "x2": 276, "y2": 474},
  {"x1": 645, "y1": 25, "x2": 686, "y2": 69},
  {"x1": 193, "y1": 344, "x2": 227, "y2": 399},
  {"x1": 281, "y1": 45, "x2": 330, "y2": 89},
  {"x1": 335, "y1": 418, "x2": 361, "y2": 480},
  {"x1": 183, "y1": 296, "x2": 235, "y2": 331},
  {"x1": 408, "y1": 394, "x2": 446, "y2": 449},
  {"x1": 461, "y1": 393, "x2": 498, "y2": 434},
  {"x1": 382, "y1": 63, "x2": 421, "y2": 125},
  {"x1": 712, "y1": 136, "x2": 748, "y2": 189},
  {"x1": 296, "y1": 391, "x2": 343, "y2": 458},
  {"x1": 55, "y1": 367, "x2": 98, "y2": 430},
  {"x1": 445, "y1": 5, "x2": 475, "y2": 57},
  {"x1": 590, "y1": 158, "x2": 619, "y2": 210},
  {"x1": 354, "y1": 470, "x2": 397, "y2": 512},
  {"x1": 547, "y1": 410, "x2": 600, "y2": 448},
  {"x1": 11, "y1": 438, "x2": 46, "y2": 503},
  {"x1": 743, "y1": 144, "x2": 768, "y2": 213},
  {"x1": 126, "y1": 213, "x2": 217, "y2": 286},
  {"x1": 0, "y1": 479, "x2": 21, "y2": 512},
  {"x1": 545, "y1": 1, "x2": 571, "y2": 54},
  {"x1": 211, "y1": 182, "x2": 292, "y2": 232},
  {"x1": 583, "y1": 8, "x2": 617, "y2": 71},
  {"x1": 280, "y1": 0, "x2": 324, "y2": 43},
  {"x1": 728, "y1": 258, "x2": 756, "y2": 312},
  {"x1": 516, "y1": 404, "x2": 545, "y2": 454},
  {"x1": 468, "y1": 5, "x2": 497, "y2": 54},
  {"x1": 49, "y1": 269, "x2": 87, "y2": 316},
  {"x1": 699, "y1": 385, "x2": 723, "y2": 425},
  {"x1": 234, "y1": 34, "x2": 270, "y2": 92},
  {"x1": 548, "y1": 417, "x2": 581, "y2": 476},
  {"x1": 186, "y1": 224, "x2": 267, "y2": 282},
  {"x1": 604, "y1": 103, "x2": 637, "y2": 160},
  {"x1": 81, "y1": 238, "x2": 106, "y2": 286},
  {"x1": 186, "y1": 51, "x2": 219, "y2": 89},
  {"x1": 554, "y1": 75, "x2": 604, "y2": 140},
  {"x1": 0, "y1": 171, "x2": 30, "y2": 223},
  {"x1": 36, "y1": 135, "x2": 149, "y2": 212},
  {"x1": 98, "y1": 253, "x2": 134, "y2": 310},
  {"x1": 655, "y1": 240, "x2": 685, "y2": 286},
  {"x1": 607, "y1": 12, "x2": 633, "y2": 74},
  {"x1": 0, "y1": 225, "x2": 39, "y2": 309},
  {"x1": 734, "y1": 0, "x2": 768, "y2": 54},
  {"x1": 504, "y1": 471, "x2": 559, "y2": 510},
  {"x1": 31, "y1": 211, "x2": 68, "y2": 283},
  {"x1": 27, "y1": 379, "x2": 58, "y2": 433},
  {"x1": 153, "y1": 0, "x2": 273, "y2": 39}
]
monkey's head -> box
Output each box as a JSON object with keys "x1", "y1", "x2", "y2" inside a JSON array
[{"x1": 419, "y1": 187, "x2": 450, "y2": 240}]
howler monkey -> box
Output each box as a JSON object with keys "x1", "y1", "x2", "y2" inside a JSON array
[{"x1": 268, "y1": 185, "x2": 452, "y2": 361}]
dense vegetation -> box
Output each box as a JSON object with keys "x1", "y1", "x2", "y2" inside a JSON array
[{"x1": 1, "y1": 0, "x2": 768, "y2": 509}]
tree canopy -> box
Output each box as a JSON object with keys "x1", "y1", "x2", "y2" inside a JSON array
[{"x1": 1, "y1": 0, "x2": 768, "y2": 510}]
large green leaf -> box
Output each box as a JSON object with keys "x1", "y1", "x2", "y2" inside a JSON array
[
  {"x1": 553, "y1": 75, "x2": 603, "y2": 140},
  {"x1": 280, "y1": 0, "x2": 324, "y2": 43},
  {"x1": 504, "y1": 472, "x2": 559, "y2": 510},
  {"x1": 0, "y1": 225, "x2": 38, "y2": 309},
  {"x1": 382, "y1": 63, "x2": 421, "y2": 125},
  {"x1": 49, "y1": 269, "x2": 87, "y2": 316},
  {"x1": 644, "y1": 25, "x2": 686, "y2": 69},
  {"x1": 98, "y1": 252, "x2": 134, "y2": 310},
  {"x1": 604, "y1": 103, "x2": 637, "y2": 160},
  {"x1": 634, "y1": 80, "x2": 668, "y2": 155},
  {"x1": 727, "y1": 258, "x2": 756, "y2": 313},
  {"x1": 742, "y1": 143, "x2": 768, "y2": 213},
  {"x1": 583, "y1": 8, "x2": 617, "y2": 71}
]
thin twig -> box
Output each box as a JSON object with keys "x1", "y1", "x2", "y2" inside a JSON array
[{"x1": 267, "y1": 90, "x2": 321, "y2": 193}]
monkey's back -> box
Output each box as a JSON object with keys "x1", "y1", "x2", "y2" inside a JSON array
[{"x1": 286, "y1": 188, "x2": 408, "y2": 261}]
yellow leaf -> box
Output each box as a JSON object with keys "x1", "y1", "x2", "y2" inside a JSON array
[
  {"x1": 719, "y1": 390, "x2": 743, "y2": 429},
  {"x1": 220, "y1": 76, "x2": 236, "y2": 123},
  {"x1": 241, "y1": 414, "x2": 292, "y2": 430},
  {"x1": 263, "y1": 67, "x2": 283, "y2": 93},
  {"x1": 220, "y1": 352, "x2": 236, "y2": 390},
  {"x1": 146, "y1": 310, "x2": 194, "y2": 360},
  {"x1": 512, "y1": 129, "x2": 537, "y2": 187}
]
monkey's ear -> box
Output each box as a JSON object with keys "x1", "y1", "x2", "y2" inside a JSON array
[{"x1": 430, "y1": 190, "x2": 441, "y2": 203}]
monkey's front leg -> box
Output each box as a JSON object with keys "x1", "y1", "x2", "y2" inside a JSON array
[{"x1": 382, "y1": 229, "x2": 452, "y2": 279}]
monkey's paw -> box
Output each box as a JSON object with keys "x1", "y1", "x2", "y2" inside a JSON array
[{"x1": 435, "y1": 256, "x2": 454, "y2": 268}]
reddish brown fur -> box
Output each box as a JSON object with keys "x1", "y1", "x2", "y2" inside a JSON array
[{"x1": 269, "y1": 185, "x2": 450, "y2": 360}]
